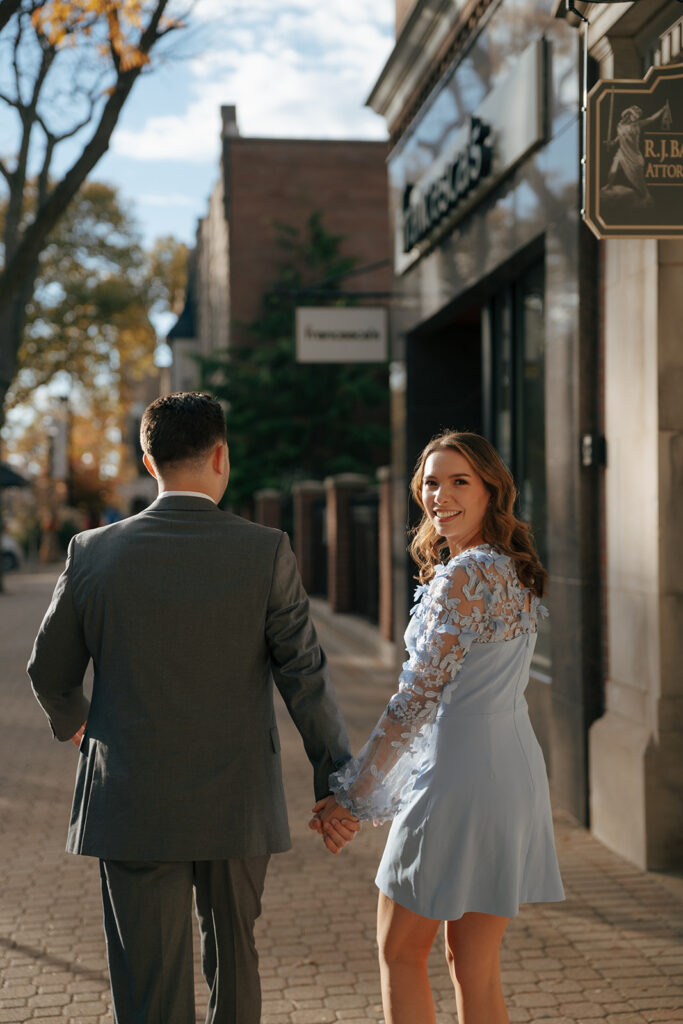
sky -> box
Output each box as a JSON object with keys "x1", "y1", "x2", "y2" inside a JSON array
[{"x1": 88, "y1": 0, "x2": 395, "y2": 247}]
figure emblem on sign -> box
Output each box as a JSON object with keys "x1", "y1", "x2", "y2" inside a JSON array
[{"x1": 602, "y1": 98, "x2": 672, "y2": 205}]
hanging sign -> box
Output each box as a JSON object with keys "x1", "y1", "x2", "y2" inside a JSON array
[
  {"x1": 295, "y1": 307, "x2": 388, "y2": 363},
  {"x1": 586, "y1": 62, "x2": 683, "y2": 238}
]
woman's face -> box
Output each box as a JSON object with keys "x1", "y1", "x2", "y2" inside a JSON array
[{"x1": 421, "y1": 448, "x2": 490, "y2": 553}]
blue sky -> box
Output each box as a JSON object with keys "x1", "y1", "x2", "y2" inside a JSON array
[{"x1": 84, "y1": 0, "x2": 395, "y2": 246}]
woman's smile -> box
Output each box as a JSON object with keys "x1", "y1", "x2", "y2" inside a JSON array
[{"x1": 433, "y1": 508, "x2": 462, "y2": 521}]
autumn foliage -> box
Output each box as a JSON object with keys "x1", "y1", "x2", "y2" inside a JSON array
[{"x1": 32, "y1": 0, "x2": 180, "y2": 70}]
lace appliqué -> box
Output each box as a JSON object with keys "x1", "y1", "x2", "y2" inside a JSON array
[{"x1": 329, "y1": 545, "x2": 545, "y2": 823}]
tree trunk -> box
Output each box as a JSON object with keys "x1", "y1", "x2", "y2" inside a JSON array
[
  {"x1": 0, "y1": 380, "x2": 8, "y2": 594},
  {"x1": 0, "y1": 269, "x2": 37, "y2": 398},
  {"x1": 0, "y1": 277, "x2": 40, "y2": 595}
]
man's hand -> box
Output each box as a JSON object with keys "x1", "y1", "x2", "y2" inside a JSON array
[
  {"x1": 309, "y1": 795, "x2": 361, "y2": 854},
  {"x1": 70, "y1": 722, "x2": 86, "y2": 748}
]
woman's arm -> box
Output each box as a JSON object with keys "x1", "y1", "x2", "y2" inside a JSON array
[{"x1": 327, "y1": 561, "x2": 490, "y2": 822}]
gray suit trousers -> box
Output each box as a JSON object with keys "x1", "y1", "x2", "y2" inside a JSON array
[{"x1": 100, "y1": 856, "x2": 270, "y2": 1024}]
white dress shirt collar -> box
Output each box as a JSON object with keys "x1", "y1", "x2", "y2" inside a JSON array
[{"x1": 160, "y1": 490, "x2": 216, "y2": 504}]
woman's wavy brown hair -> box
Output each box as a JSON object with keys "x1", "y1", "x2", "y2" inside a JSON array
[{"x1": 409, "y1": 431, "x2": 547, "y2": 597}]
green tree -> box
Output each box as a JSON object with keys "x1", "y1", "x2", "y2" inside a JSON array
[
  {"x1": 147, "y1": 234, "x2": 191, "y2": 317},
  {"x1": 201, "y1": 212, "x2": 390, "y2": 509},
  {"x1": 2, "y1": 180, "x2": 187, "y2": 492},
  {"x1": 5, "y1": 180, "x2": 182, "y2": 407}
]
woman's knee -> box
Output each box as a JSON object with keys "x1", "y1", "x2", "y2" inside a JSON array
[
  {"x1": 377, "y1": 895, "x2": 437, "y2": 968},
  {"x1": 378, "y1": 921, "x2": 433, "y2": 967},
  {"x1": 444, "y1": 914, "x2": 507, "y2": 988}
]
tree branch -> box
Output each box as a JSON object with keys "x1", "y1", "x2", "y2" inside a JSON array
[
  {"x1": 34, "y1": 89, "x2": 96, "y2": 146},
  {"x1": 3, "y1": 35, "x2": 54, "y2": 260},
  {"x1": 12, "y1": 8, "x2": 24, "y2": 106},
  {"x1": 36, "y1": 130, "x2": 54, "y2": 206},
  {"x1": 108, "y1": 6, "x2": 122, "y2": 74},
  {"x1": 0, "y1": 156, "x2": 11, "y2": 185},
  {"x1": 0, "y1": 0, "x2": 172, "y2": 311},
  {"x1": 0, "y1": 88, "x2": 22, "y2": 111}
]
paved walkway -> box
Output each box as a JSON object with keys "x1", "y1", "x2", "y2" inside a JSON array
[{"x1": 0, "y1": 570, "x2": 681, "y2": 1023}]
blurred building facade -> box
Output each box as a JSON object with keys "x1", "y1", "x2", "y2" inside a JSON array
[
  {"x1": 165, "y1": 106, "x2": 393, "y2": 620},
  {"x1": 370, "y1": 0, "x2": 682, "y2": 871},
  {"x1": 167, "y1": 105, "x2": 391, "y2": 384}
]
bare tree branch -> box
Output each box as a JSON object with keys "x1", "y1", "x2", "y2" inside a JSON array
[
  {"x1": 34, "y1": 90, "x2": 97, "y2": 147},
  {"x1": 3, "y1": 36, "x2": 55, "y2": 260},
  {"x1": 36, "y1": 132, "x2": 54, "y2": 205},
  {"x1": 0, "y1": 88, "x2": 22, "y2": 110},
  {"x1": 0, "y1": 156, "x2": 11, "y2": 185},
  {"x1": 108, "y1": 5, "x2": 122, "y2": 74},
  {"x1": 0, "y1": 0, "x2": 172, "y2": 308},
  {"x1": 12, "y1": 10, "x2": 24, "y2": 106}
]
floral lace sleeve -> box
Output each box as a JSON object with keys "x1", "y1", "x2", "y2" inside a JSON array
[{"x1": 329, "y1": 558, "x2": 491, "y2": 823}]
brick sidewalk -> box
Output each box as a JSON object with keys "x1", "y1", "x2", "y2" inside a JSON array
[{"x1": 1, "y1": 571, "x2": 681, "y2": 1023}]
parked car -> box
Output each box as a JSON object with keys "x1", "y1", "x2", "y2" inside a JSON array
[{"x1": 1, "y1": 534, "x2": 23, "y2": 572}]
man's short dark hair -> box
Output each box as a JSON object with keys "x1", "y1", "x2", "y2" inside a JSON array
[{"x1": 140, "y1": 393, "x2": 226, "y2": 468}]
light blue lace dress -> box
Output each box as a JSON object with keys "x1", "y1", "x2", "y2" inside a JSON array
[{"x1": 330, "y1": 545, "x2": 565, "y2": 921}]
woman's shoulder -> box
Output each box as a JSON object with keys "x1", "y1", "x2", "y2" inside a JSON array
[
  {"x1": 419, "y1": 545, "x2": 507, "y2": 605},
  {"x1": 412, "y1": 546, "x2": 519, "y2": 608},
  {"x1": 439, "y1": 544, "x2": 512, "y2": 583}
]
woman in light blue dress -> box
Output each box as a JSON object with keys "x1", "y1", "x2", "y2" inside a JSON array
[{"x1": 311, "y1": 431, "x2": 565, "y2": 1024}]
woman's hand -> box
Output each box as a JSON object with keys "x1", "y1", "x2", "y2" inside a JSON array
[{"x1": 309, "y1": 795, "x2": 361, "y2": 854}]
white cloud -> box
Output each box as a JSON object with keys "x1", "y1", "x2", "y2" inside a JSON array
[
  {"x1": 113, "y1": 100, "x2": 224, "y2": 162},
  {"x1": 112, "y1": 0, "x2": 394, "y2": 162}
]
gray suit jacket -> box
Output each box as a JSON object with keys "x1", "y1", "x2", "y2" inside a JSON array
[{"x1": 27, "y1": 495, "x2": 351, "y2": 861}]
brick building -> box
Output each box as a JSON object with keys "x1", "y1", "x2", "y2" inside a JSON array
[
  {"x1": 168, "y1": 105, "x2": 390, "y2": 377},
  {"x1": 166, "y1": 105, "x2": 393, "y2": 625}
]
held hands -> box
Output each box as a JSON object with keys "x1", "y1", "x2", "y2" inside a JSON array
[
  {"x1": 69, "y1": 722, "x2": 86, "y2": 748},
  {"x1": 309, "y1": 795, "x2": 361, "y2": 855}
]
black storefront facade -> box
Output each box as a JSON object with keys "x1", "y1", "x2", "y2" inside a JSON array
[{"x1": 369, "y1": 0, "x2": 601, "y2": 827}]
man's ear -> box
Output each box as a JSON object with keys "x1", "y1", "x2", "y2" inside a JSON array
[
  {"x1": 211, "y1": 441, "x2": 227, "y2": 475},
  {"x1": 143, "y1": 453, "x2": 158, "y2": 479}
]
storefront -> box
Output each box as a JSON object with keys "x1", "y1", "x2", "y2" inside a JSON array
[
  {"x1": 370, "y1": 0, "x2": 602, "y2": 830},
  {"x1": 370, "y1": 0, "x2": 683, "y2": 869}
]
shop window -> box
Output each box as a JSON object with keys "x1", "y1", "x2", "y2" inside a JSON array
[{"x1": 484, "y1": 259, "x2": 551, "y2": 679}]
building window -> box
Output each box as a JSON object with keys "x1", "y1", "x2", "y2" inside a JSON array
[{"x1": 484, "y1": 258, "x2": 551, "y2": 679}]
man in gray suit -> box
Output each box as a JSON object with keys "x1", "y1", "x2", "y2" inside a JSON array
[{"x1": 28, "y1": 392, "x2": 359, "y2": 1024}]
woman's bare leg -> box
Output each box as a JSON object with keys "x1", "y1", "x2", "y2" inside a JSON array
[
  {"x1": 377, "y1": 892, "x2": 440, "y2": 1024},
  {"x1": 444, "y1": 912, "x2": 510, "y2": 1024}
]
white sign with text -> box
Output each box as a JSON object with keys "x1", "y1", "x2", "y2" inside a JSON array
[{"x1": 296, "y1": 307, "x2": 388, "y2": 363}]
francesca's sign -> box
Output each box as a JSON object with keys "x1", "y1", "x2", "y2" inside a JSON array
[
  {"x1": 402, "y1": 118, "x2": 492, "y2": 253},
  {"x1": 295, "y1": 307, "x2": 388, "y2": 363},
  {"x1": 586, "y1": 62, "x2": 683, "y2": 238},
  {"x1": 396, "y1": 38, "x2": 545, "y2": 274}
]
